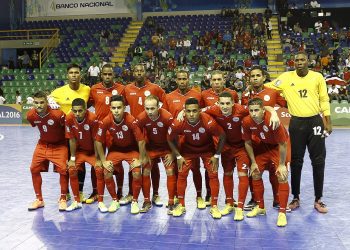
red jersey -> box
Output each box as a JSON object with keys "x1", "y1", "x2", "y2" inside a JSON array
[
  {"x1": 204, "y1": 104, "x2": 249, "y2": 147},
  {"x1": 136, "y1": 108, "x2": 173, "y2": 151},
  {"x1": 89, "y1": 82, "x2": 125, "y2": 121},
  {"x1": 65, "y1": 110, "x2": 99, "y2": 152},
  {"x1": 163, "y1": 88, "x2": 202, "y2": 117},
  {"x1": 241, "y1": 86, "x2": 287, "y2": 107},
  {"x1": 167, "y1": 113, "x2": 224, "y2": 155},
  {"x1": 27, "y1": 107, "x2": 66, "y2": 144},
  {"x1": 96, "y1": 112, "x2": 144, "y2": 152},
  {"x1": 201, "y1": 88, "x2": 239, "y2": 106},
  {"x1": 241, "y1": 111, "x2": 288, "y2": 146},
  {"x1": 124, "y1": 81, "x2": 166, "y2": 117}
]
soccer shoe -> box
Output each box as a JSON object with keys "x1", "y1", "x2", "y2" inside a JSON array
[
  {"x1": 98, "y1": 202, "x2": 108, "y2": 213},
  {"x1": 273, "y1": 202, "x2": 291, "y2": 213},
  {"x1": 244, "y1": 199, "x2": 257, "y2": 211},
  {"x1": 314, "y1": 201, "x2": 328, "y2": 213},
  {"x1": 172, "y1": 204, "x2": 186, "y2": 217},
  {"x1": 220, "y1": 204, "x2": 234, "y2": 216},
  {"x1": 197, "y1": 197, "x2": 206, "y2": 209},
  {"x1": 119, "y1": 194, "x2": 133, "y2": 205},
  {"x1": 233, "y1": 200, "x2": 238, "y2": 208},
  {"x1": 79, "y1": 192, "x2": 87, "y2": 203},
  {"x1": 210, "y1": 206, "x2": 222, "y2": 219},
  {"x1": 58, "y1": 199, "x2": 67, "y2": 211},
  {"x1": 152, "y1": 195, "x2": 163, "y2": 207},
  {"x1": 28, "y1": 199, "x2": 45, "y2": 211},
  {"x1": 234, "y1": 208, "x2": 244, "y2": 221},
  {"x1": 85, "y1": 193, "x2": 98, "y2": 204},
  {"x1": 167, "y1": 204, "x2": 176, "y2": 215},
  {"x1": 66, "y1": 201, "x2": 82, "y2": 212},
  {"x1": 205, "y1": 196, "x2": 212, "y2": 207},
  {"x1": 246, "y1": 206, "x2": 266, "y2": 218},
  {"x1": 140, "y1": 201, "x2": 152, "y2": 213},
  {"x1": 166, "y1": 196, "x2": 179, "y2": 208},
  {"x1": 131, "y1": 201, "x2": 140, "y2": 214},
  {"x1": 108, "y1": 200, "x2": 120, "y2": 213},
  {"x1": 288, "y1": 198, "x2": 300, "y2": 211},
  {"x1": 277, "y1": 212, "x2": 287, "y2": 227}
]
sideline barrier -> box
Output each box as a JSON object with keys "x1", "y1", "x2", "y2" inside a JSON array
[{"x1": 0, "y1": 103, "x2": 350, "y2": 125}]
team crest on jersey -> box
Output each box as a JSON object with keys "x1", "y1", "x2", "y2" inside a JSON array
[
  {"x1": 84, "y1": 124, "x2": 90, "y2": 131},
  {"x1": 264, "y1": 95, "x2": 271, "y2": 101},
  {"x1": 168, "y1": 127, "x2": 172, "y2": 134},
  {"x1": 157, "y1": 122, "x2": 164, "y2": 127},
  {"x1": 144, "y1": 90, "x2": 151, "y2": 97},
  {"x1": 47, "y1": 119, "x2": 54, "y2": 125},
  {"x1": 66, "y1": 126, "x2": 70, "y2": 132},
  {"x1": 263, "y1": 125, "x2": 269, "y2": 132},
  {"x1": 232, "y1": 117, "x2": 240, "y2": 122},
  {"x1": 122, "y1": 125, "x2": 128, "y2": 131},
  {"x1": 97, "y1": 128, "x2": 102, "y2": 136},
  {"x1": 112, "y1": 90, "x2": 118, "y2": 95},
  {"x1": 198, "y1": 127, "x2": 205, "y2": 133},
  {"x1": 274, "y1": 80, "x2": 282, "y2": 87}
]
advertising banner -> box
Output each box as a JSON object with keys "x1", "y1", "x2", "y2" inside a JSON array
[
  {"x1": 22, "y1": 104, "x2": 33, "y2": 124},
  {"x1": 26, "y1": 0, "x2": 135, "y2": 17},
  {"x1": 330, "y1": 103, "x2": 350, "y2": 126},
  {"x1": 0, "y1": 104, "x2": 22, "y2": 124}
]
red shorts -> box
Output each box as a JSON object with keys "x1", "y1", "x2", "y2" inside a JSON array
[
  {"x1": 221, "y1": 146, "x2": 250, "y2": 173},
  {"x1": 30, "y1": 142, "x2": 68, "y2": 175},
  {"x1": 255, "y1": 146, "x2": 280, "y2": 173},
  {"x1": 147, "y1": 149, "x2": 171, "y2": 159},
  {"x1": 145, "y1": 149, "x2": 175, "y2": 170},
  {"x1": 182, "y1": 153, "x2": 218, "y2": 176},
  {"x1": 75, "y1": 150, "x2": 96, "y2": 171},
  {"x1": 107, "y1": 150, "x2": 140, "y2": 173}
]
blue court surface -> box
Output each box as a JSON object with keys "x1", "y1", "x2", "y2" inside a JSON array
[{"x1": 0, "y1": 126, "x2": 349, "y2": 250}]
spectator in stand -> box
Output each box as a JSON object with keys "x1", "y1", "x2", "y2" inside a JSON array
[
  {"x1": 342, "y1": 67, "x2": 350, "y2": 84},
  {"x1": 176, "y1": 38, "x2": 184, "y2": 48},
  {"x1": 88, "y1": 62, "x2": 100, "y2": 86},
  {"x1": 31, "y1": 50, "x2": 39, "y2": 68},
  {"x1": 134, "y1": 46, "x2": 143, "y2": 57},
  {"x1": 100, "y1": 30, "x2": 110, "y2": 43},
  {"x1": 251, "y1": 47, "x2": 260, "y2": 60},
  {"x1": 266, "y1": 18, "x2": 272, "y2": 39},
  {"x1": 293, "y1": 22, "x2": 302, "y2": 34},
  {"x1": 314, "y1": 20, "x2": 322, "y2": 33},
  {"x1": 320, "y1": 54, "x2": 331, "y2": 72},
  {"x1": 235, "y1": 66, "x2": 245, "y2": 80},
  {"x1": 264, "y1": 6, "x2": 272, "y2": 19},
  {"x1": 310, "y1": 0, "x2": 320, "y2": 8},
  {"x1": 167, "y1": 57, "x2": 176, "y2": 71},
  {"x1": 151, "y1": 33, "x2": 160, "y2": 47},
  {"x1": 345, "y1": 55, "x2": 350, "y2": 68},
  {"x1": 15, "y1": 90, "x2": 22, "y2": 104},
  {"x1": 159, "y1": 48, "x2": 168, "y2": 62},
  {"x1": 286, "y1": 57, "x2": 295, "y2": 71},
  {"x1": 338, "y1": 86, "x2": 348, "y2": 102},
  {"x1": 259, "y1": 46, "x2": 267, "y2": 60},
  {"x1": 183, "y1": 37, "x2": 191, "y2": 50},
  {"x1": 0, "y1": 92, "x2": 5, "y2": 104},
  {"x1": 328, "y1": 84, "x2": 340, "y2": 102},
  {"x1": 169, "y1": 37, "x2": 177, "y2": 50},
  {"x1": 223, "y1": 31, "x2": 232, "y2": 44},
  {"x1": 26, "y1": 94, "x2": 34, "y2": 104},
  {"x1": 178, "y1": 52, "x2": 187, "y2": 66},
  {"x1": 98, "y1": 58, "x2": 107, "y2": 70},
  {"x1": 113, "y1": 63, "x2": 123, "y2": 77},
  {"x1": 244, "y1": 57, "x2": 253, "y2": 69},
  {"x1": 22, "y1": 51, "x2": 31, "y2": 69}
]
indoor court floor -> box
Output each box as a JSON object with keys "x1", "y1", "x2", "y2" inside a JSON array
[{"x1": 0, "y1": 126, "x2": 349, "y2": 250}]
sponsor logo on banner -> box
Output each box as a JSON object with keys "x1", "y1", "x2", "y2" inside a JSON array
[{"x1": 0, "y1": 104, "x2": 22, "y2": 124}]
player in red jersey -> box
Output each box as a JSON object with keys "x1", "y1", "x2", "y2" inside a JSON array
[
  {"x1": 88, "y1": 64, "x2": 126, "y2": 203},
  {"x1": 201, "y1": 70, "x2": 239, "y2": 106},
  {"x1": 95, "y1": 95, "x2": 148, "y2": 214},
  {"x1": 204, "y1": 92, "x2": 250, "y2": 220},
  {"x1": 65, "y1": 98, "x2": 102, "y2": 211},
  {"x1": 167, "y1": 98, "x2": 226, "y2": 219},
  {"x1": 242, "y1": 98, "x2": 290, "y2": 227},
  {"x1": 242, "y1": 66, "x2": 289, "y2": 211},
  {"x1": 136, "y1": 95, "x2": 177, "y2": 214},
  {"x1": 27, "y1": 91, "x2": 69, "y2": 211},
  {"x1": 123, "y1": 64, "x2": 166, "y2": 206},
  {"x1": 163, "y1": 70, "x2": 206, "y2": 209}
]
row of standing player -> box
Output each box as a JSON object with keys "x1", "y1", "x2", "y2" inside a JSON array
[{"x1": 26, "y1": 52, "x2": 332, "y2": 227}]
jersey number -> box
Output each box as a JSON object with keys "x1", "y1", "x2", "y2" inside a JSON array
[
  {"x1": 116, "y1": 131, "x2": 124, "y2": 139},
  {"x1": 298, "y1": 89, "x2": 308, "y2": 98},
  {"x1": 313, "y1": 126, "x2": 322, "y2": 136},
  {"x1": 260, "y1": 132, "x2": 266, "y2": 139},
  {"x1": 42, "y1": 125, "x2": 47, "y2": 132},
  {"x1": 227, "y1": 123, "x2": 232, "y2": 130},
  {"x1": 138, "y1": 97, "x2": 143, "y2": 105},
  {"x1": 153, "y1": 128, "x2": 158, "y2": 134},
  {"x1": 78, "y1": 131, "x2": 83, "y2": 140},
  {"x1": 192, "y1": 133, "x2": 200, "y2": 140},
  {"x1": 105, "y1": 96, "x2": 110, "y2": 105}
]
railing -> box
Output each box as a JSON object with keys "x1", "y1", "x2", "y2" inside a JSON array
[{"x1": 39, "y1": 29, "x2": 60, "y2": 69}]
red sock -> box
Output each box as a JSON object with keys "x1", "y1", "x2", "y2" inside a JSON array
[
  {"x1": 278, "y1": 182, "x2": 290, "y2": 213},
  {"x1": 68, "y1": 169, "x2": 80, "y2": 202},
  {"x1": 105, "y1": 175, "x2": 118, "y2": 200},
  {"x1": 132, "y1": 168, "x2": 142, "y2": 201},
  {"x1": 191, "y1": 166, "x2": 202, "y2": 197},
  {"x1": 166, "y1": 172, "x2": 176, "y2": 205},
  {"x1": 223, "y1": 174, "x2": 234, "y2": 205},
  {"x1": 128, "y1": 171, "x2": 133, "y2": 196},
  {"x1": 252, "y1": 179, "x2": 264, "y2": 208},
  {"x1": 59, "y1": 174, "x2": 69, "y2": 200},
  {"x1": 31, "y1": 172, "x2": 43, "y2": 201},
  {"x1": 91, "y1": 167, "x2": 97, "y2": 194},
  {"x1": 142, "y1": 174, "x2": 151, "y2": 201},
  {"x1": 151, "y1": 164, "x2": 160, "y2": 195},
  {"x1": 238, "y1": 175, "x2": 249, "y2": 209},
  {"x1": 95, "y1": 168, "x2": 105, "y2": 202},
  {"x1": 208, "y1": 172, "x2": 219, "y2": 206},
  {"x1": 177, "y1": 172, "x2": 188, "y2": 206},
  {"x1": 269, "y1": 170, "x2": 279, "y2": 203}
]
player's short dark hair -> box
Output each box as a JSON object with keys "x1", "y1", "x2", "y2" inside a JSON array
[
  {"x1": 219, "y1": 91, "x2": 233, "y2": 100},
  {"x1": 248, "y1": 97, "x2": 264, "y2": 107},
  {"x1": 33, "y1": 91, "x2": 47, "y2": 99},
  {"x1": 67, "y1": 63, "x2": 82, "y2": 72},
  {"x1": 176, "y1": 70, "x2": 189, "y2": 78},
  {"x1": 72, "y1": 98, "x2": 86, "y2": 107},
  {"x1": 145, "y1": 95, "x2": 159, "y2": 106},
  {"x1": 185, "y1": 97, "x2": 199, "y2": 107},
  {"x1": 250, "y1": 65, "x2": 267, "y2": 76},
  {"x1": 102, "y1": 63, "x2": 114, "y2": 71},
  {"x1": 110, "y1": 95, "x2": 125, "y2": 105}
]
